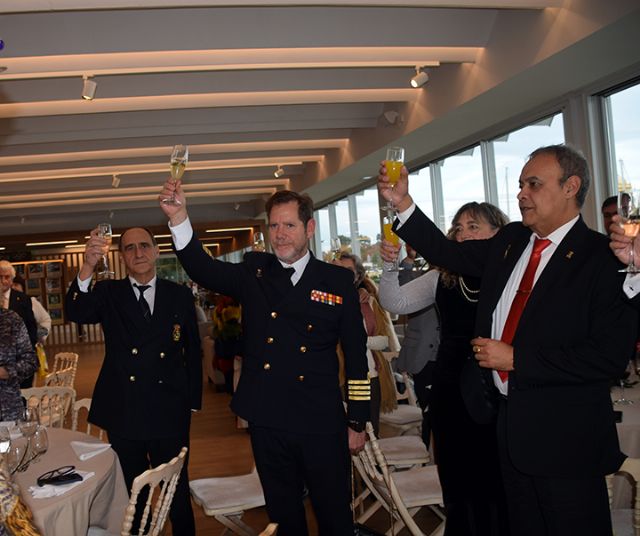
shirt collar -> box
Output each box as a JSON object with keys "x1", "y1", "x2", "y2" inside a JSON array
[
  {"x1": 279, "y1": 250, "x2": 311, "y2": 275},
  {"x1": 129, "y1": 275, "x2": 157, "y2": 291},
  {"x1": 532, "y1": 214, "x2": 579, "y2": 245}
]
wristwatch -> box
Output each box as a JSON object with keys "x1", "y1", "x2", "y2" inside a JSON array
[{"x1": 347, "y1": 420, "x2": 365, "y2": 433}]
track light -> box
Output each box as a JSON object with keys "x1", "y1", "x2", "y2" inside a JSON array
[
  {"x1": 82, "y1": 75, "x2": 97, "y2": 100},
  {"x1": 410, "y1": 67, "x2": 429, "y2": 88},
  {"x1": 274, "y1": 166, "x2": 284, "y2": 178},
  {"x1": 111, "y1": 174, "x2": 121, "y2": 188}
]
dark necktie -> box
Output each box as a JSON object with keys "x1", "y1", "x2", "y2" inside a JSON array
[
  {"x1": 499, "y1": 238, "x2": 552, "y2": 381},
  {"x1": 134, "y1": 284, "x2": 152, "y2": 322}
]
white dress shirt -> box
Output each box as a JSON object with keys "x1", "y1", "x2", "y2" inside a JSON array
[{"x1": 77, "y1": 274, "x2": 157, "y2": 314}]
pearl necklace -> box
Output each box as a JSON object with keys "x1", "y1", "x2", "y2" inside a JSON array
[{"x1": 459, "y1": 276, "x2": 480, "y2": 303}]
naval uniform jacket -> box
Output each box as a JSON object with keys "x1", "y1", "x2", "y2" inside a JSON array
[
  {"x1": 397, "y1": 207, "x2": 637, "y2": 478},
  {"x1": 176, "y1": 237, "x2": 370, "y2": 434},
  {"x1": 65, "y1": 277, "x2": 202, "y2": 440}
]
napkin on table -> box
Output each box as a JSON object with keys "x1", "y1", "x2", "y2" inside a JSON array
[
  {"x1": 28, "y1": 471, "x2": 95, "y2": 499},
  {"x1": 70, "y1": 441, "x2": 111, "y2": 461}
]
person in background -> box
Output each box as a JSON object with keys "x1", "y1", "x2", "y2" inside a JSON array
[
  {"x1": 379, "y1": 202, "x2": 510, "y2": 536},
  {"x1": 601, "y1": 196, "x2": 618, "y2": 236},
  {"x1": 394, "y1": 243, "x2": 440, "y2": 445},
  {"x1": 160, "y1": 181, "x2": 369, "y2": 536},
  {"x1": 65, "y1": 226, "x2": 201, "y2": 536},
  {"x1": 0, "y1": 307, "x2": 37, "y2": 420},
  {"x1": 379, "y1": 144, "x2": 637, "y2": 536},
  {"x1": 12, "y1": 274, "x2": 51, "y2": 344},
  {"x1": 333, "y1": 252, "x2": 399, "y2": 435}
]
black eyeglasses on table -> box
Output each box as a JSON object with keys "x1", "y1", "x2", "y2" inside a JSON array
[{"x1": 37, "y1": 465, "x2": 82, "y2": 487}]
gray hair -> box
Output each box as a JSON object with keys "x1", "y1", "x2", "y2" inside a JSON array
[{"x1": 0, "y1": 260, "x2": 15, "y2": 278}]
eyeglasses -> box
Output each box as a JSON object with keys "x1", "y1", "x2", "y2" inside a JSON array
[{"x1": 37, "y1": 465, "x2": 81, "y2": 487}]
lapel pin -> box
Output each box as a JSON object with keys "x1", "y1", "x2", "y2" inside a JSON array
[
  {"x1": 566, "y1": 250, "x2": 574, "y2": 259},
  {"x1": 256, "y1": 268, "x2": 263, "y2": 278}
]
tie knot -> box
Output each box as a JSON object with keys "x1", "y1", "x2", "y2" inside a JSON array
[
  {"x1": 533, "y1": 238, "x2": 551, "y2": 255},
  {"x1": 134, "y1": 284, "x2": 150, "y2": 294}
]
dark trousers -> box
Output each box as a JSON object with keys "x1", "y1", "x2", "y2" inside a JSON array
[
  {"x1": 249, "y1": 425, "x2": 353, "y2": 536},
  {"x1": 413, "y1": 361, "x2": 435, "y2": 445},
  {"x1": 108, "y1": 431, "x2": 195, "y2": 536},
  {"x1": 496, "y1": 400, "x2": 612, "y2": 536}
]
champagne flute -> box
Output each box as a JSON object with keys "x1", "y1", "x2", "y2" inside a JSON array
[
  {"x1": 381, "y1": 146, "x2": 405, "y2": 212},
  {"x1": 252, "y1": 231, "x2": 266, "y2": 252},
  {"x1": 618, "y1": 188, "x2": 640, "y2": 273},
  {"x1": 382, "y1": 212, "x2": 401, "y2": 272},
  {"x1": 330, "y1": 237, "x2": 342, "y2": 260},
  {"x1": 162, "y1": 144, "x2": 189, "y2": 206},
  {"x1": 96, "y1": 223, "x2": 114, "y2": 279}
]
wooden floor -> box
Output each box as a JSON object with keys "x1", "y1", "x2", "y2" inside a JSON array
[{"x1": 55, "y1": 341, "x2": 441, "y2": 535}]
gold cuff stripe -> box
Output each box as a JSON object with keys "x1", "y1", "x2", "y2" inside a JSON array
[
  {"x1": 348, "y1": 387, "x2": 371, "y2": 393},
  {"x1": 348, "y1": 395, "x2": 371, "y2": 401},
  {"x1": 347, "y1": 379, "x2": 371, "y2": 385}
]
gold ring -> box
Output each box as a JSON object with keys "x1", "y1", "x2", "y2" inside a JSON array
[{"x1": 473, "y1": 345, "x2": 480, "y2": 353}]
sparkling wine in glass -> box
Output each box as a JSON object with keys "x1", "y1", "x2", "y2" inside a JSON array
[
  {"x1": 252, "y1": 231, "x2": 266, "y2": 252},
  {"x1": 162, "y1": 144, "x2": 189, "y2": 206},
  {"x1": 330, "y1": 237, "x2": 342, "y2": 260},
  {"x1": 383, "y1": 212, "x2": 401, "y2": 272},
  {"x1": 618, "y1": 189, "x2": 640, "y2": 273},
  {"x1": 382, "y1": 146, "x2": 405, "y2": 212},
  {"x1": 96, "y1": 223, "x2": 114, "y2": 279}
]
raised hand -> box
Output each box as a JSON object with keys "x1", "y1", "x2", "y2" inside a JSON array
[
  {"x1": 610, "y1": 213, "x2": 636, "y2": 266},
  {"x1": 159, "y1": 178, "x2": 188, "y2": 226},
  {"x1": 377, "y1": 161, "x2": 412, "y2": 212},
  {"x1": 379, "y1": 239, "x2": 402, "y2": 263}
]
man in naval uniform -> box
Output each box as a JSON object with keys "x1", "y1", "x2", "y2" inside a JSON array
[
  {"x1": 65, "y1": 226, "x2": 201, "y2": 536},
  {"x1": 159, "y1": 182, "x2": 370, "y2": 536}
]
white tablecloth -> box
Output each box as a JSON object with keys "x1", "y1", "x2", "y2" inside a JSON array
[
  {"x1": 613, "y1": 385, "x2": 640, "y2": 509},
  {"x1": 14, "y1": 428, "x2": 129, "y2": 536}
]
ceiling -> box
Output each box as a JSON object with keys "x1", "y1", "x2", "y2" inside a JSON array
[{"x1": 0, "y1": 0, "x2": 638, "y2": 254}]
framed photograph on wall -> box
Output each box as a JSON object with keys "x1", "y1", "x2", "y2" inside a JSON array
[
  {"x1": 27, "y1": 263, "x2": 44, "y2": 279},
  {"x1": 45, "y1": 262, "x2": 62, "y2": 278},
  {"x1": 26, "y1": 278, "x2": 41, "y2": 296},
  {"x1": 47, "y1": 293, "x2": 62, "y2": 308},
  {"x1": 46, "y1": 278, "x2": 61, "y2": 293},
  {"x1": 49, "y1": 308, "x2": 64, "y2": 325}
]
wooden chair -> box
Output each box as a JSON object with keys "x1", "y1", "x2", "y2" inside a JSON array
[
  {"x1": 189, "y1": 467, "x2": 266, "y2": 535},
  {"x1": 52, "y1": 352, "x2": 79, "y2": 376},
  {"x1": 379, "y1": 367, "x2": 423, "y2": 436},
  {"x1": 71, "y1": 398, "x2": 104, "y2": 440},
  {"x1": 21, "y1": 386, "x2": 76, "y2": 428},
  {"x1": 354, "y1": 423, "x2": 445, "y2": 536},
  {"x1": 352, "y1": 427, "x2": 431, "y2": 525},
  {"x1": 258, "y1": 523, "x2": 277, "y2": 536},
  {"x1": 89, "y1": 447, "x2": 188, "y2": 536},
  {"x1": 607, "y1": 456, "x2": 640, "y2": 535},
  {"x1": 43, "y1": 367, "x2": 75, "y2": 388}
]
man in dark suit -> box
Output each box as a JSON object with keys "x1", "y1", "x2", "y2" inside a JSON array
[
  {"x1": 379, "y1": 144, "x2": 637, "y2": 535},
  {"x1": 159, "y1": 183, "x2": 369, "y2": 536},
  {"x1": 0, "y1": 260, "x2": 38, "y2": 347},
  {"x1": 65, "y1": 227, "x2": 201, "y2": 536}
]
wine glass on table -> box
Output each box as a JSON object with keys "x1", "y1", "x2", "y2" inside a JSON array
[
  {"x1": 381, "y1": 146, "x2": 405, "y2": 213},
  {"x1": 96, "y1": 223, "x2": 114, "y2": 279},
  {"x1": 618, "y1": 187, "x2": 640, "y2": 273},
  {"x1": 161, "y1": 144, "x2": 189, "y2": 206},
  {"x1": 30, "y1": 426, "x2": 48, "y2": 463},
  {"x1": 0, "y1": 426, "x2": 10, "y2": 456}
]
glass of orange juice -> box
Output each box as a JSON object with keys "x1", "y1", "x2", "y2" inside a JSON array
[
  {"x1": 382, "y1": 213, "x2": 401, "y2": 272},
  {"x1": 383, "y1": 146, "x2": 404, "y2": 212}
]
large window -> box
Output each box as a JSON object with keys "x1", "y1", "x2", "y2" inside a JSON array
[{"x1": 491, "y1": 113, "x2": 565, "y2": 222}]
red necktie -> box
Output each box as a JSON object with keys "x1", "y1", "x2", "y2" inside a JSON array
[{"x1": 499, "y1": 238, "x2": 552, "y2": 382}]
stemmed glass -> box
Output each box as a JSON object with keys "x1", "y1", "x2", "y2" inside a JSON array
[
  {"x1": 0, "y1": 426, "x2": 10, "y2": 456},
  {"x1": 382, "y1": 212, "x2": 401, "y2": 272},
  {"x1": 19, "y1": 407, "x2": 39, "y2": 440},
  {"x1": 252, "y1": 231, "x2": 266, "y2": 252},
  {"x1": 381, "y1": 146, "x2": 405, "y2": 213},
  {"x1": 330, "y1": 237, "x2": 342, "y2": 260},
  {"x1": 96, "y1": 223, "x2": 114, "y2": 279},
  {"x1": 614, "y1": 361, "x2": 635, "y2": 405},
  {"x1": 161, "y1": 144, "x2": 189, "y2": 206},
  {"x1": 30, "y1": 426, "x2": 48, "y2": 463},
  {"x1": 618, "y1": 188, "x2": 640, "y2": 273}
]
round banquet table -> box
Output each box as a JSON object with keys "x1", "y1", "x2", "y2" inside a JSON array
[
  {"x1": 613, "y1": 384, "x2": 640, "y2": 509},
  {"x1": 13, "y1": 428, "x2": 129, "y2": 536}
]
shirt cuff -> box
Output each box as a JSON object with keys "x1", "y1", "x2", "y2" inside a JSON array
[
  {"x1": 395, "y1": 203, "x2": 416, "y2": 229},
  {"x1": 76, "y1": 276, "x2": 92, "y2": 292},
  {"x1": 169, "y1": 217, "x2": 194, "y2": 251},
  {"x1": 624, "y1": 273, "x2": 640, "y2": 299}
]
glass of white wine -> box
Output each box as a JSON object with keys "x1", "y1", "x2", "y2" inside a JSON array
[
  {"x1": 252, "y1": 231, "x2": 266, "y2": 252},
  {"x1": 96, "y1": 223, "x2": 114, "y2": 279},
  {"x1": 618, "y1": 188, "x2": 640, "y2": 273},
  {"x1": 162, "y1": 144, "x2": 189, "y2": 206}
]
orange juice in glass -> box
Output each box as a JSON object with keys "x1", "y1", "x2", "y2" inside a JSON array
[
  {"x1": 384, "y1": 146, "x2": 404, "y2": 211},
  {"x1": 382, "y1": 214, "x2": 400, "y2": 271}
]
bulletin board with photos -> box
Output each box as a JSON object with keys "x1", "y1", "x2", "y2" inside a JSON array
[{"x1": 12, "y1": 260, "x2": 66, "y2": 325}]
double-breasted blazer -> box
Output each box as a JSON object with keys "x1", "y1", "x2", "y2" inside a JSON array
[
  {"x1": 175, "y1": 237, "x2": 370, "y2": 435},
  {"x1": 397, "y1": 207, "x2": 638, "y2": 478},
  {"x1": 9, "y1": 289, "x2": 37, "y2": 347},
  {"x1": 65, "y1": 277, "x2": 202, "y2": 440}
]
